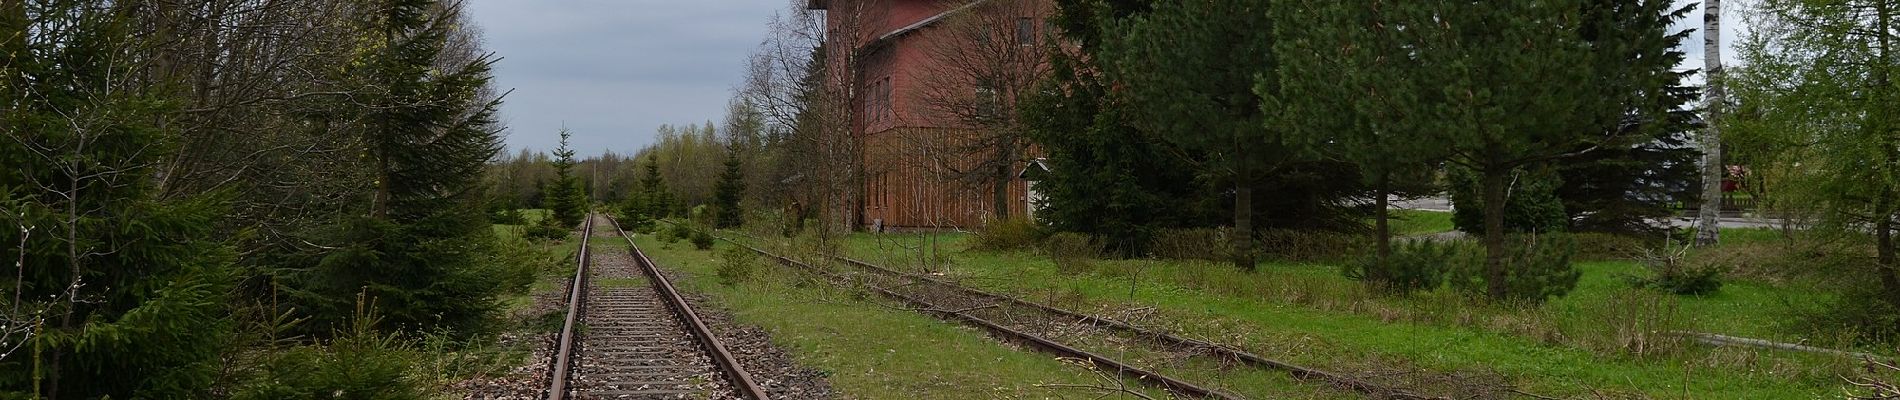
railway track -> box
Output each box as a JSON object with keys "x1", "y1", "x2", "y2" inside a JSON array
[
  {"x1": 545, "y1": 215, "x2": 769, "y2": 400},
  {"x1": 705, "y1": 228, "x2": 1451, "y2": 400},
  {"x1": 703, "y1": 237, "x2": 1239, "y2": 399},
  {"x1": 819, "y1": 255, "x2": 1443, "y2": 400}
]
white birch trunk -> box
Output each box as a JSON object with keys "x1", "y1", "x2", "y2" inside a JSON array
[{"x1": 1695, "y1": 0, "x2": 1725, "y2": 246}]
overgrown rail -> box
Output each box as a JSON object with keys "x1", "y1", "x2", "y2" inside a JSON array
[
  {"x1": 709, "y1": 235, "x2": 1240, "y2": 399},
  {"x1": 822, "y1": 255, "x2": 1443, "y2": 400},
  {"x1": 544, "y1": 215, "x2": 770, "y2": 400},
  {"x1": 701, "y1": 225, "x2": 1455, "y2": 400}
]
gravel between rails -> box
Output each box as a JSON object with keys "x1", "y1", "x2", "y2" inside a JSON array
[
  {"x1": 614, "y1": 222, "x2": 835, "y2": 399},
  {"x1": 458, "y1": 221, "x2": 834, "y2": 400}
]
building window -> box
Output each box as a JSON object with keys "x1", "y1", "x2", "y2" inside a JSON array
[
  {"x1": 879, "y1": 77, "x2": 894, "y2": 121},
  {"x1": 864, "y1": 82, "x2": 876, "y2": 121},
  {"x1": 1016, "y1": 17, "x2": 1034, "y2": 45},
  {"x1": 975, "y1": 84, "x2": 998, "y2": 119}
]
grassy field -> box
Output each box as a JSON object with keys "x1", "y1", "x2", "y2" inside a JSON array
[
  {"x1": 629, "y1": 233, "x2": 1211, "y2": 399},
  {"x1": 1385, "y1": 209, "x2": 1456, "y2": 236},
  {"x1": 795, "y1": 231, "x2": 1860, "y2": 398}
]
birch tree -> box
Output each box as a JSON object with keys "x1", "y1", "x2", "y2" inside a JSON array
[{"x1": 1695, "y1": 0, "x2": 1727, "y2": 245}]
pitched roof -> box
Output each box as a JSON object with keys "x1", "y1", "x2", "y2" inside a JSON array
[{"x1": 871, "y1": 0, "x2": 988, "y2": 46}]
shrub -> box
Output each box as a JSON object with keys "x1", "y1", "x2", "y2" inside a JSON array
[
  {"x1": 667, "y1": 222, "x2": 694, "y2": 243},
  {"x1": 1626, "y1": 244, "x2": 1724, "y2": 295},
  {"x1": 1447, "y1": 233, "x2": 1581, "y2": 304},
  {"x1": 716, "y1": 245, "x2": 760, "y2": 286},
  {"x1": 234, "y1": 315, "x2": 431, "y2": 400},
  {"x1": 654, "y1": 224, "x2": 680, "y2": 245},
  {"x1": 974, "y1": 217, "x2": 1047, "y2": 251},
  {"x1": 1149, "y1": 228, "x2": 1236, "y2": 261},
  {"x1": 1257, "y1": 229, "x2": 1367, "y2": 263},
  {"x1": 691, "y1": 229, "x2": 717, "y2": 250},
  {"x1": 1042, "y1": 232, "x2": 1104, "y2": 274},
  {"x1": 491, "y1": 208, "x2": 526, "y2": 225},
  {"x1": 488, "y1": 234, "x2": 554, "y2": 296},
  {"x1": 690, "y1": 205, "x2": 715, "y2": 227},
  {"x1": 522, "y1": 218, "x2": 569, "y2": 241},
  {"x1": 1448, "y1": 166, "x2": 1568, "y2": 235},
  {"x1": 1345, "y1": 239, "x2": 1458, "y2": 294}
]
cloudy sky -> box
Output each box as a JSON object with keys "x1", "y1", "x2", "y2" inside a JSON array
[
  {"x1": 468, "y1": 0, "x2": 1748, "y2": 155},
  {"x1": 465, "y1": 0, "x2": 795, "y2": 155}
]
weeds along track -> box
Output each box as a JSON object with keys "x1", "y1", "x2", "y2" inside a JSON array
[
  {"x1": 706, "y1": 236, "x2": 1234, "y2": 399},
  {"x1": 713, "y1": 230, "x2": 1454, "y2": 400},
  {"x1": 544, "y1": 215, "x2": 768, "y2": 400},
  {"x1": 820, "y1": 254, "x2": 1463, "y2": 400}
]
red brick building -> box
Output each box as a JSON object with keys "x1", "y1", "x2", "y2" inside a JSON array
[{"x1": 809, "y1": 0, "x2": 1051, "y2": 230}]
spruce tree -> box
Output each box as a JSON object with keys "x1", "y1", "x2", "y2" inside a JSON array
[
  {"x1": 544, "y1": 128, "x2": 586, "y2": 228},
  {"x1": 294, "y1": 0, "x2": 506, "y2": 335},
  {"x1": 639, "y1": 154, "x2": 674, "y2": 219},
  {"x1": 1, "y1": 2, "x2": 234, "y2": 397},
  {"x1": 1026, "y1": 0, "x2": 1216, "y2": 256},
  {"x1": 1111, "y1": 0, "x2": 1274, "y2": 271},
  {"x1": 712, "y1": 144, "x2": 747, "y2": 229}
]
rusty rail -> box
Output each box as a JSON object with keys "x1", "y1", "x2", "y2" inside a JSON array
[
  {"x1": 692, "y1": 223, "x2": 1450, "y2": 400},
  {"x1": 544, "y1": 215, "x2": 593, "y2": 399},
  {"x1": 606, "y1": 216, "x2": 771, "y2": 400},
  {"x1": 717, "y1": 238, "x2": 1240, "y2": 399},
  {"x1": 826, "y1": 255, "x2": 1443, "y2": 400}
]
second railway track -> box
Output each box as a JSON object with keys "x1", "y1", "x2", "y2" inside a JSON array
[
  {"x1": 703, "y1": 226, "x2": 1461, "y2": 400},
  {"x1": 546, "y1": 214, "x2": 769, "y2": 400}
]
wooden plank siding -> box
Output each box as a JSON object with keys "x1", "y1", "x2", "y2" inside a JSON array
[{"x1": 863, "y1": 126, "x2": 1030, "y2": 230}]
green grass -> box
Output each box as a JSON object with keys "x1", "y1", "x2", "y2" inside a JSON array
[
  {"x1": 797, "y1": 232, "x2": 1854, "y2": 398},
  {"x1": 625, "y1": 235, "x2": 1191, "y2": 399},
  {"x1": 1719, "y1": 226, "x2": 1787, "y2": 245},
  {"x1": 1385, "y1": 209, "x2": 1456, "y2": 236}
]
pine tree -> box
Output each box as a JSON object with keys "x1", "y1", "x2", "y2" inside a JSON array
[
  {"x1": 1367, "y1": 0, "x2": 1686, "y2": 300},
  {"x1": 1273, "y1": 0, "x2": 1452, "y2": 271},
  {"x1": 712, "y1": 143, "x2": 747, "y2": 229},
  {"x1": 1275, "y1": 0, "x2": 1687, "y2": 299},
  {"x1": 294, "y1": 0, "x2": 506, "y2": 335},
  {"x1": 544, "y1": 128, "x2": 586, "y2": 228},
  {"x1": 1, "y1": 2, "x2": 234, "y2": 397}
]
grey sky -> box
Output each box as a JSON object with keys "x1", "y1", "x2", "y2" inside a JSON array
[
  {"x1": 1674, "y1": 0, "x2": 1749, "y2": 76},
  {"x1": 470, "y1": 0, "x2": 1743, "y2": 155},
  {"x1": 466, "y1": 0, "x2": 795, "y2": 155}
]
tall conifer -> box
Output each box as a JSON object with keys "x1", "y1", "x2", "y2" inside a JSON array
[
  {"x1": 545, "y1": 128, "x2": 586, "y2": 227},
  {"x1": 296, "y1": 0, "x2": 506, "y2": 334},
  {"x1": 1, "y1": 2, "x2": 234, "y2": 397}
]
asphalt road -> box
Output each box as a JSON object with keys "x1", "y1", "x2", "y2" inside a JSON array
[{"x1": 1390, "y1": 197, "x2": 1785, "y2": 230}]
